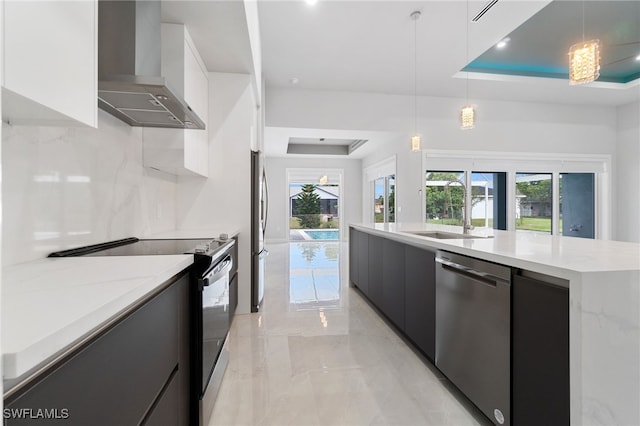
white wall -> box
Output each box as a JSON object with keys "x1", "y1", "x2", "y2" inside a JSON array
[
  {"x1": 176, "y1": 72, "x2": 255, "y2": 314},
  {"x1": 264, "y1": 157, "x2": 362, "y2": 242},
  {"x1": 615, "y1": 101, "x2": 640, "y2": 243},
  {"x1": 1, "y1": 111, "x2": 177, "y2": 266},
  {"x1": 267, "y1": 88, "x2": 618, "y2": 225}
]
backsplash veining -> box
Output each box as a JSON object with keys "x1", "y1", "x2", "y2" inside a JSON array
[{"x1": 2, "y1": 111, "x2": 177, "y2": 266}]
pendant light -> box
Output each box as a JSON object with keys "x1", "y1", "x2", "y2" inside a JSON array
[
  {"x1": 410, "y1": 11, "x2": 422, "y2": 152},
  {"x1": 460, "y1": 0, "x2": 475, "y2": 130},
  {"x1": 568, "y1": 1, "x2": 600, "y2": 85}
]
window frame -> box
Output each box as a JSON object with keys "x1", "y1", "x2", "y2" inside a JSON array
[
  {"x1": 364, "y1": 156, "x2": 397, "y2": 224},
  {"x1": 423, "y1": 150, "x2": 611, "y2": 238}
]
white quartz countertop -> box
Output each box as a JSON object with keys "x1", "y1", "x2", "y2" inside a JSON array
[
  {"x1": 351, "y1": 223, "x2": 640, "y2": 279},
  {"x1": 2, "y1": 255, "x2": 193, "y2": 382}
]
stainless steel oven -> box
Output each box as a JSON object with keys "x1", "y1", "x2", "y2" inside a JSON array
[
  {"x1": 197, "y1": 252, "x2": 232, "y2": 426},
  {"x1": 49, "y1": 237, "x2": 236, "y2": 425}
]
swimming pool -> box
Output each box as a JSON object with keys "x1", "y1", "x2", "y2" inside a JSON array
[{"x1": 304, "y1": 230, "x2": 340, "y2": 240}]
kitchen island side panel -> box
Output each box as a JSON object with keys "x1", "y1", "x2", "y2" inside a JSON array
[{"x1": 574, "y1": 271, "x2": 640, "y2": 426}]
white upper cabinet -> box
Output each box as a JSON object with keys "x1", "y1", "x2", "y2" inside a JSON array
[
  {"x1": 143, "y1": 24, "x2": 209, "y2": 177},
  {"x1": 2, "y1": 0, "x2": 97, "y2": 127}
]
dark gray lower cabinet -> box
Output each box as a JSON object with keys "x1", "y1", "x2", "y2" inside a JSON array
[
  {"x1": 368, "y1": 234, "x2": 383, "y2": 306},
  {"x1": 512, "y1": 272, "x2": 569, "y2": 426},
  {"x1": 349, "y1": 228, "x2": 358, "y2": 287},
  {"x1": 142, "y1": 367, "x2": 180, "y2": 426},
  {"x1": 382, "y1": 238, "x2": 405, "y2": 329},
  {"x1": 350, "y1": 228, "x2": 436, "y2": 361},
  {"x1": 356, "y1": 230, "x2": 369, "y2": 294},
  {"x1": 349, "y1": 228, "x2": 436, "y2": 361},
  {"x1": 404, "y1": 245, "x2": 436, "y2": 361},
  {"x1": 349, "y1": 228, "x2": 370, "y2": 295},
  {"x1": 5, "y1": 274, "x2": 191, "y2": 425}
]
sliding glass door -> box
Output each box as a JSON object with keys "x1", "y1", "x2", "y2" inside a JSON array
[
  {"x1": 560, "y1": 173, "x2": 595, "y2": 238},
  {"x1": 515, "y1": 173, "x2": 553, "y2": 234},
  {"x1": 373, "y1": 174, "x2": 395, "y2": 223},
  {"x1": 425, "y1": 168, "x2": 595, "y2": 238}
]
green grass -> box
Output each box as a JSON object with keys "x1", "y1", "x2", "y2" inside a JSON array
[
  {"x1": 516, "y1": 217, "x2": 553, "y2": 232},
  {"x1": 289, "y1": 217, "x2": 301, "y2": 229},
  {"x1": 428, "y1": 216, "x2": 562, "y2": 233},
  {"x1": 427, "y1": 218, "x2": 462, "y2": 226}
]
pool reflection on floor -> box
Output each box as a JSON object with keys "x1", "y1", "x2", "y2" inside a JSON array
[
  {"x1": 289, "y1": 242, "x2": 341, "y2": 310},
  {"x1": 209, "y1": 242, "x2": 490, "y2": 426}
]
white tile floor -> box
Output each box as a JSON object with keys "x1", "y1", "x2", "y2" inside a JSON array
[{"x1": 209, "y1": 242, "x2": 490, "y2": 426}]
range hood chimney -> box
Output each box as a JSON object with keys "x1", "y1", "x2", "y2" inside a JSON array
[{"x1": 98, "y1": 0, "x2": 205, "y2": 129}]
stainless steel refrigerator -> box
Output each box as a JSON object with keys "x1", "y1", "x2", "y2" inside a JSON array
[{"x1": 251, "y1": 150, "x2": 268, "y2": 312}]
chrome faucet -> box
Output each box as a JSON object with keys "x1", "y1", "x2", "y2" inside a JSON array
[{"x1": 445, "y1": 178, "x2": 474, "y2": 234}]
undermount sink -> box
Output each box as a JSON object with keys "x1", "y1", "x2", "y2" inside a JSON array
[{"x1": 403, "y1": 231, "x2": 493, "y2": 240}]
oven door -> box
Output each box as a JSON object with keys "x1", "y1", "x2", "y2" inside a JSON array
[{"x1": 200, "y1": 255, "x2": 232, "y2": 396}]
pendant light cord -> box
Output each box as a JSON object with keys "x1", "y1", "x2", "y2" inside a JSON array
[
  {"x1": 581, "y1": 1, "x2": 585, "y2": 42},
  {"x1": 413, "y1": 12, "x2": 418, "y2": 135},
  {"x1": 466, "y1": 0, "x2": 469, "y2": 103}
]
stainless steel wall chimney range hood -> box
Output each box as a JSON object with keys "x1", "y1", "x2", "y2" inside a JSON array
[{"x1": 98, "y1": 1, "x2": 205, "y2": 129}]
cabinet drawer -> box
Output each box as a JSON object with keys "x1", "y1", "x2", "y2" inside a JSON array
[
  {"x1": 142, "y1": 366, "x2": 180, "y2": 426},
  {"x1": 6, "y1": 283, "x2": 180, "y2": 425}
]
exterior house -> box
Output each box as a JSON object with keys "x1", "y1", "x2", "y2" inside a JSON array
[{"x1": 289, "y1": 185, "x2": 339, "y2": 218}]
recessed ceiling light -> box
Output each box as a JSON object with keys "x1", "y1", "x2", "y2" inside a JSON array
[
  {"x1": 289, "y1": 77, "x2": 299, "y2": 85},
  {"x1": 496, "y1": 37, "x2": 510, "y2": 49},
  {"x1": 305, "y1": 0, "x2": 318, "y2": 5},
  {"x1": 636, "y1": 54, "x2": 640, "y2": 61}
]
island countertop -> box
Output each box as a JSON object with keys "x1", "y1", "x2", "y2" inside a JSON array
[
  {"x1": 2, "y1": 255, "x2": 193, "y2": 388},
  {"x1": 350, "y1": 222, "x2": 640, "y2": 277},
  {"x1": 350, "y1": 222, "x2": 640, "y2": 426}
]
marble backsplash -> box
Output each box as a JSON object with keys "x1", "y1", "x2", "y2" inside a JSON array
[{"x1": 2, "y1": 111, "x2": 177, "y2": 266}]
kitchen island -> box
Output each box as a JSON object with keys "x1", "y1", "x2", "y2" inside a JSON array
[{"x1": 350, "y1": 223, "x2": 640, "y2": 426}]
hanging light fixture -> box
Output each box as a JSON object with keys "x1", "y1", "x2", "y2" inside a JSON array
[
  {"x1": 410, "y1": 11, "x2": 422, "y2": 152},
  {"x1": 460, "y1": 0, "x2": 475, "y2": 130},
  {"x1": 568, "y1": 2, "x2": 600, "y2": 85}
]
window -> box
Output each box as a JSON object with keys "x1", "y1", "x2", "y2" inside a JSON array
[
  {"x1": 515, "y1": 173, "x2": 553, "y2": 234},
  {"x1": 472, "y1": 172, "x2": 507, "y2": 230},
  {"x1": 426, "y1": 170, "x2": 507, "y2": 230},
  {"x1": 387, "y1": 175, "x2": 396, "y2": 223},
  {"x1": 425, "y1": 171, "x2": 466, "y2": 226},
  {"x1": 373, "y1": 174, "x2": 395, "y2": 223},
  {"x1": 364, "y1": 156, "x2": 396, "y2": 224},
  {"x1": 423, "y1": 150, "x2": 608, "y2": 238},
  {"x1": 374, "y1": 177, "x2": 385, "y2": 223}
]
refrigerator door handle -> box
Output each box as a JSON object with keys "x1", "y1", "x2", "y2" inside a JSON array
[{"x1": 262, "y1": 168, "x2": 269, "y2": 238}]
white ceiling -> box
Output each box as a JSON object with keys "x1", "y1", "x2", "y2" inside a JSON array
[
  {"x1": 163, "y1": 0, "x2": 640, "y2": 159},
  {"x1": 257, "y1": 0, "x2": 639, "y2": 105}
]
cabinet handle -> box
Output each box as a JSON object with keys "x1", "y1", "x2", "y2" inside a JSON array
[{"x1": 436, "y1": 257, "x2": 510, "y2": 287}]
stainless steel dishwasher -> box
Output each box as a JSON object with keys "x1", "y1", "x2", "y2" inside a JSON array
[{"x1": 435, "y1": 251, "x2": 511, "y2": 426}]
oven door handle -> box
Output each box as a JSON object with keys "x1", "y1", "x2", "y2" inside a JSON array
[{"x1": 200, "y1": 256, "x2": 233, "y2": 288}]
